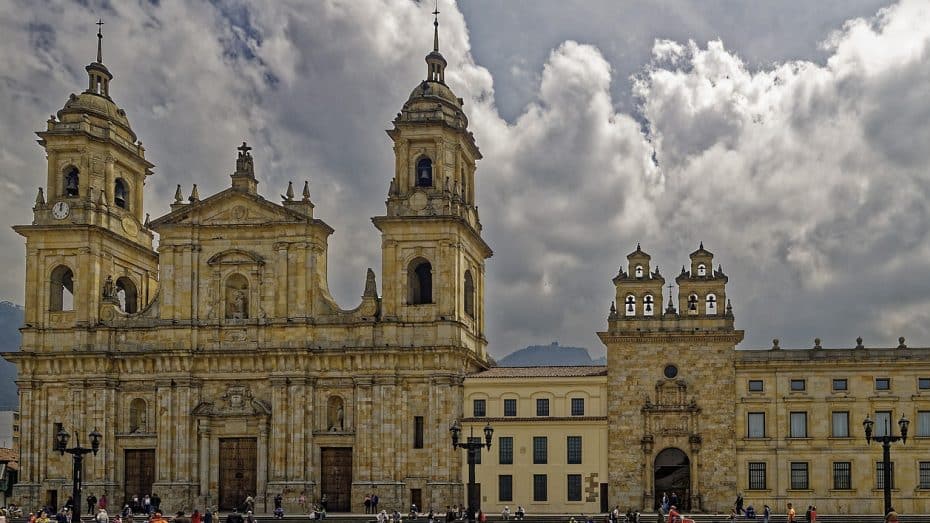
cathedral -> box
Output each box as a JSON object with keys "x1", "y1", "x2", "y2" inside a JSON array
[{"x1": 5, "y1": 14, "x2": 930, "y2": 518}]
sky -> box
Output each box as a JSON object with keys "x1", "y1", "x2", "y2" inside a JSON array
[{"x1": 1, "y1": 0, "x2": 929, "y2": 358}]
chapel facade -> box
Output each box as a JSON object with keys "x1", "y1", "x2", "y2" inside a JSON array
[{"x1": 5, "y1": 20, "x2": 490, "y2": 513}]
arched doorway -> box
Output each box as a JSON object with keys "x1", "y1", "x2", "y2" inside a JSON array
[{"x1": 654, "y1": 448, "x2": 691, "y2": 511}]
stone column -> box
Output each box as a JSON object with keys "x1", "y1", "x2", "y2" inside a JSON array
[
  {"x1": 257, "y1": 420, "x2": 269, "y2": 501},
  {"x1": 287, "y1": 379, "x2": 305, "y2": 481},
  {"x1": 689, "y1": 435, "x2": 702, "y2": 510},
  {"x1": 269, "y1": 377, "x2": 289, "y2": 480},
  {"x1": 294, "y1": 243, "x2": 307, "y2": 319},
  {"x1": 353, "y1": 377, "x2": 373, "y2": 481},
  {"x1": 156, "y1": 380, "x2": 173, "y2": 481},
  {"x1": 18, "y1": 381, "x2": 35, "y2": 482},
  {"x1": 274, "y1": 243, "x2": 289, "y2": 318},
  {"x1": 198, "y1": 420, "x2": 211, "y2": 498}
]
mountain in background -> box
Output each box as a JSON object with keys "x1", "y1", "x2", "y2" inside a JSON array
[
  {"x1": 496, "y1": 341, "x2": 605, "y2": 367},
  {"x1": 0, "y1": 301, "x2": 22, "y2": 410}
]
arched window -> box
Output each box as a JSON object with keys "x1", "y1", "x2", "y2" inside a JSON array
[
  {"x1": 416, "y1": 157, "x2": 433, "y2": 188},
  {"x1": 625, "y1": 294, "x2": 636, "y2": 316},
  {"x1": 635, "y1": 265, "x2": 644, "y2": 278},
  {"x1": 464, "y1": 270, "x2": 475, "y2": 318},
  {"x1": 705, "y1": 294, "x2": 717, "y2": 315},
  {"x1": 114, "y1": 178, "x2": 129, "y2": 209},
  {"x1": 225, "y1": 273, "x2": 250, "y2": 319},
  {"x1": 687, "y1": 293, "x2": 699, "y2": 314},
  {"x1": 64, "y1": 166, "x2": 80, "y2": 197},
  {"x1": 697, "y1": 263, "x2": 707, "y2": 277},
  {"x1": 50, "y1": 265, "x2": 74, "y2": 311},
  {"x1": 116, "y1": 276, "x2": 138, "y2": 314},
  {"x1": 129, "y1": 398, "x2": 147, "y2": 433},
  {"x1": 644, "y1": 294, "x2": 655, "y2": 316},
  {"x1": 408, "y1": 258, "x2": 433, "y2": 305}
]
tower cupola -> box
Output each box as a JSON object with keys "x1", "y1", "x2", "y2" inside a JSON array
[{"x1": 425, "y1": 7, "x2": 447, "y2": 83}]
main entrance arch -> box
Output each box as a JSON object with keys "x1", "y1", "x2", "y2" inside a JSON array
[{"x1": 654, "y1": 448, "x2": 691, "y2": 511}]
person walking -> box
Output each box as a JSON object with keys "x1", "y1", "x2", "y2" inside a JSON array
[
  {"x1": 885, "y1": 507, "x2": 899, "y2": 522},
  {"x1": 762, "y1": 505, "x2": 771, "y2": 523},
  {"x1": 364, "y1": 495, "x2": 372, "y2": 515},
  {"x1": 786, "y1": 503, "x2": 796, "y2": 523},
  {"x1": 95, "y1": 509, "x2": 109, "y2": 523},
  {"x1": 88, "y1": 494, "x2": 99, "y2": 515},
  {"x1": 735, "y1": 494, "x2": 743, "y2": 516}
]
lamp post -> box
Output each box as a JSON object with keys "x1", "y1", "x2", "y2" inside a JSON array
[
  {"x1": 450, "y1": 421, "x2": 493, "y2": 523},
  {"x1": 863, "y1": 414, "x2": 909, "y2": 517},
  {"x1": 55, "y1": 427, "x2": 102, "y2": 522}
]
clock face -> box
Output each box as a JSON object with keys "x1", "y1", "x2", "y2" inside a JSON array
[{"x1": 52, "y1": 201, "x2": 70, "y2": 220}]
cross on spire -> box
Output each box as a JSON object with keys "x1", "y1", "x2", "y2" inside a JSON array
[
  {"x1": 96, "y1": 19, "x2": 104, "y2": 63},
  {"x1": 432, "y1": 0, "x2": 440, "y2": 52},
  {"x1": 237, "y1": 141, "x2": 252, "y2": 156}
]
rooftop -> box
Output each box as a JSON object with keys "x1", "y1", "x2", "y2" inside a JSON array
[{"x1": 469, "y1": 366, "x2": 607, "y2": 378}]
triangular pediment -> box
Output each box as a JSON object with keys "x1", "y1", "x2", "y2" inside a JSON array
[{"x1": 149, "y1": 188, "x2": 311, "y2": 229}]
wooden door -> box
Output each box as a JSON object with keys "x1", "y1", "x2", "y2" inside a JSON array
[
  {"x1": 219, "y1": 438, "x2": 257, "y2": 511},
  {"x1": 123, "y1": 449, "x2": 155, "y2": 508},
  {"x1": 320, "y1": 448, "x2": 352, "y2": 512}
]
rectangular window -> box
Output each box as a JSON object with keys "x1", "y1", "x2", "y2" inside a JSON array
[
  {"x1": 567, "y1": 436, "x2": 582, "y2": 464},
  {"x1": 533, "y1": 436, "x2": 548, "y2": 464},
  {"x1": 875, "y1": 378, "x2": 891, "y2": 390},
  {"x1": 920, "y1": 462, "x2": 930, "y2": 489},
  {"x1": 567, "y1": 474, "x2": 582, "y2": 502},
  {"x1": 499, "y1": 475, "x2": 513, "y2": 502},
  {"x1": 876, "y1": 461, "x2": 895, "y2": 490},
  {"x1": 790, "y1": 462, "x2": 809, "y2": 490},
  {"x1": 413, "y1": 416, "x2": 424, "y2": 449},
  {"x1": 832, "y1": 378, "x2": 848, "y2": 391},
  {"x1": 473, "y1": 399, "x2": 486, "y2": 417},
  {"x1": 790, "y1": 379, "x2": 806, "y2": 391},
  {"x1": 874, "y1": 411, "x2": 892, "y2": 438},
  {"x1": 533, "y1": 474, "x2": 547, "y2": 502},
  {"x1": 504, "y1": 399, "x2": 517, "y2": 417},
  {"x1": 790, "y1": 412, "x2": 808, "y2": 438},
  {"x1": 920, "y1": 377, "x2": 930, "y2": 390},
  {"x1": 747, "y1": 412, "x2": 766, "y2": 438},
  {"x1": 571, "y1": 398, "x2": 585, "y2": 416},
  {"x1": 53, "y1": 422, "x2": 63, "y2": 451},
  {"x1": 499, "y1": 437, "x2": 514, "y2": 465},
  {"x1": 833, "y1": 462, "x2": 852, "y2": 490},
  {"x1": 917, "y1": 411, "x2": 930, "y2": 437},
  {"x1": 748, "y1": 462, "x2": 766, "y2": 490},
  {"x1": 748, "y1": 380, "x2": 764, "y2": 392},
  {"x1": 536, "y1": 398, "x2": 550, "y2": 417},
  {"x1": 832, "y1": 411, "x2": 850, "y2": 438}
]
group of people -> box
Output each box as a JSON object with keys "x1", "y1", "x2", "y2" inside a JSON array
[{"x1": 500, "y1": 506, "x2": 526, "y2": 520}]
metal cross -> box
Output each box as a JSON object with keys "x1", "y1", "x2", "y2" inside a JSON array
[
  {"x1": 237, "y1": 142, "x2": 252, "y2": 154},
  {"x1": 96, "y1": 19, "x2": 104, "y2": 35},
  {"x1": 433, "y1": 0, "x2": 439, "y2": 21}
]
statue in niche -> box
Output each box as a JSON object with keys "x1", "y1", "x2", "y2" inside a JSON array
[
  {"x1": 225, "y1": 273, "x2": 250, "y2": 319},
  {"x1": 102, "y1": 275, "x2": 115, "y2": 299},
  {"x1": 328, "y1": 396, "x2": 345, "y2": 432}
]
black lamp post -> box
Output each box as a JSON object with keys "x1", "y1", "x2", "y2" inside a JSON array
[
  {"x1": 56, "y1": 427, "x2": 102, "y2": 522},
  {"x1": 450, "y1": 421, "x2": 493, "y2": 523},
  {"x1": 863, "y1": 414, "x2": 909, "y2": 517}
]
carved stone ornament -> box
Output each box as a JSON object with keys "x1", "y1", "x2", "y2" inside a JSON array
[{"x1": 191, "y1": 384, "x2": 271, "y2": 418}]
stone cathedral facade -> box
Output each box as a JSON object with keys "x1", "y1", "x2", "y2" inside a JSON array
[{"x1": 6, "y1": 22, "x2": 489, "y2": 513}]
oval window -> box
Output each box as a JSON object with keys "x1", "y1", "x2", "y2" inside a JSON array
[{"x1": 664, "y1": 364, "x2": 679, "y2": 379}]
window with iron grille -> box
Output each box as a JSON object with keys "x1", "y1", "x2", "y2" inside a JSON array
[
  {"x1": 536, "y1": 398, "x2": 550, "y2": 417},
  {"x1": 499, "y1": 475, "x2": 513, "y2": 502},
  {"x1": 790, "y1": 462, "x2": 809, "y2": 490},
  {"x1": 567, "y1": 474, "x2": 582, "y2": 502},
  {"x1": 833, "y1": 462, "x2": 851, "y2": 490},
  {"x1": 747, "y1": 412, "x2": 765, "y2": 438},
  {"x1": 533, "y1": 474, "x2": 547, "y2": 502},
  {"x1": 790, "y1": 412, "x2": 808, "y2": 438},
  {"x1": 571, "y1": 398, "x2": 585, "y2": 416},
  {"x1": 567, "y1": 436, "x2": 582, "y2": 464},
  {"x1": 473, "y1": 399, "x2": 486, "y2": 417},
  {"x1": 413, "y1": 416, "x2": 424, "y2": 449},
  {"x1": 874, "y1": 411, "x2": 892, "y2": 437},
  {"x1": 499, "y1": 437, "x2": 513, "y2": 465},
  {"x1": 533, "y1": 436, "x2": 548, "y2": 464},
  {"x1": 504, "y1": 399, "x2": 517, "y2": 417},
  {"x1": 748, "y1": 462, "x2": 766, "y2": 490},
  {"x1": 832, "y1": 411, "x2": 850, "y2": 438},
  {"x1": 876, "y1": 462, "x2": 894, "y2": 490},
  {"x1": 920, "y1": 462, "x2": 930, "y2": 489}
]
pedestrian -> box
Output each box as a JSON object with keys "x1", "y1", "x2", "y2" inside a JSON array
[
  {"x1": 88, "y1": 493, "x2": 99, "y2": 515},
  {"x1": 666, "y1": 505, "x2": 680, "y2": 523},
  {"x1": 225, "y1": 510, "x2": 244, "y2": 523},
  {"x1": 809, "y1": 506, "x2": 817, "y2": 523},
  {"x1": 762, "y1": 505, "x2": 770, "y2": 523},
  {"x1": 246, "y1": 495, "x2": 255, "y2": 514},
  {"x1": 192, "y1": 510, "x2": 202, "y2": 523},
  {"x1": 320, "y1": 494, "x2": 327, "y2": 513},
  {"x1": 502, "y1": 507, "x2": 510, "y2": 521},
  {"x1": 372, "y1": 495, "x2": 379, "y2": 513},
  {"x1": 885, "y1": 507, "x2": 899, "y2": 522},
  {"x1": 95, "y1": 509, "x2": 109, "y2": 523},
  {"x1": 175, "y1": 511, "x2": 192, "y2": 523},
  {"x1": 364, "y1": 495, "x2": 372, "y2": 515},
  {"x1": 735, "y1": 493, "x2": 743, "y2": 516},
  {"x1": 143, "y1": 496, "x2": 151, "y2": 516},
  {"x1": 299, "y1": 492, "x2": 307, "y2": 511},
  {"x1": 245, "y1": 511, "x2": 256, "y2": 523},
  {"x1": 204, "y1": 510, "x2": 213, "y2": 523},
  {"x1": 100, "y1": 494, "x2": 109, "y2": 511},
  {"x1": 786, "y1": 503, "x2": 796, "y2": 523},
  {"x1": 669, "y1": 493, "x2": 679, "y2": 512}
]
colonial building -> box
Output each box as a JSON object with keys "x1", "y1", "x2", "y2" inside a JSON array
[{"x1": 5, "y1": 19, "x2": 490, "y2": 513}]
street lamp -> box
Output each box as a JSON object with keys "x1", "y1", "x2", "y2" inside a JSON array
[
  {"x1": 56, "y1": 427, "x2": 102, "y2": 522},
  {"x1": 450, "y1": 421, "x2": 493, "y2": 523},
  {"x1": 863, "y1": 414, "x2": 909, "y2": 517}
]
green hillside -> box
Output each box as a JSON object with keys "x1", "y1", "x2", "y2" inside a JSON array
[{"x1": 0, "y1": 301, "x2": 22, "y2": 410}]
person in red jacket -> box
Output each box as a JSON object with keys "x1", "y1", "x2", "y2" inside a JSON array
[{"x1": 666, "y1": 506, "x2": 680, "y2": 523}]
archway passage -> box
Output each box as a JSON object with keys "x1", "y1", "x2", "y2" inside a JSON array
[{"x1": 654, "y1": 447, "x2": 691, "y2": 511}]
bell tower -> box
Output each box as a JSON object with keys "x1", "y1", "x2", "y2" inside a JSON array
[
  {"x1": 372, "y1": 10, "x2": 492, "y2": 360},
  {"x1": 14, "y1": 22, "x2": 158, "y2": 329}
]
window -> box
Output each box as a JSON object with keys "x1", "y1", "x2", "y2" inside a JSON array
[
  {"x1": 413, "y1": 416, "x2": 424, "y2": 449},
  {"x1": 833, "y1": 462, "x2": 852, "y2": 490},
  {"x1": 876, "y1": 461, "x2": 894, "y2": 490},
  {"x1": 49, "y1": 265, "x2": 74, "y2": 312},
  {"x1": 705, "y1": 293, "x2": 717, "y2": 315},
  {"x1": 920, "y1": 462, "x2": 930, "y2": 489},
  {"x1": 916, "y1": 411, "x2": 930, "y2": 437},
  {"x1": 664, "y1": 365, "x2": 678, "y2": 379},
  {"x1": 499, "y1": 437, "x2": 513, "y2": 465},
  {"x1": 116, "y1": 276, "x2": 138, "y2": 314},
  {"x1": 790, "y1": 412, "x2": 808, "y2": 438},
  {"x1": 747, "y1": 413, "x2": 765, "y2": 438},
  {"x1": 473, "y1": 399, "x2": 486, "y2": 417},
  {"x1": 624, "y1": 294, "x2": 636, "y2": 316},
  {"x1": 697, "y1": 263, "x2": 707, "y2": 276},
  {"x1": 832, "y1": 411, "x2": 850, "y2": 438},
  {"x1": 748, "y1": 462, "x2": 766, "y2": 490},
  {"x1": 919, "y1": 377, "x2": 930, "y2": 390},
  {"x1": 790, "y1": 379, "x2": 806, "y2": 391},
  {"x1": 748, "y1": 380, "x2": 764, "y2": 392},
  {"x1": 114, "y1": 178, "x2": 129, "y2": 209},
  {"x1": 463, "y1": 270, "x2": 475, "y2": 317},
  {"x1": 790, "y1": 462, "x2": 809, "y2": 490},
  {"x1": 64, "y1": 166, "x2": 80, "y2": 197},
  {"x1": 533, "y1": 474, "x2": 547, "y2": 502},
  {"x1": 567, "y1": 436, "x2": 582, "y2": 464},
  {"x1": 643, "y1": 294, "x2": 655, "y2": 316},
  {"x1": 416, "y1": 157, "x2": 433, "y2": 187},
  {"x1": 536, "y1": 398, "x2": 550, "y2": 417},
  {"x1": 224, "y1": 273, "x2": 249, "y2": 319},
  {"x1": 499, "y1": 475, "x2": 513, "y2": 502},
  {"x1": 533, "y1": 437, "x2": 547, "y2": 464},
  {"x1": 570, "y1": 398, "x2": 584, "y2": 416},
  {"x1": 874, "y1": 411, "x2": 891, "y2": 437},
  {"x1": 634, "y1": 265, "x2": 644, "y2": 278},
  {"x1": 408, "y1": 259, "x2": 433, "y2": 305},
  {"x1": 832, "y1": 378, "x2": 848, "y2": 391},
  {"x1": 503, "y1": 399, "x2": 516, "y2": 417},
  {"x1": 875, "y1": 378, "x2": 891, "y2": 390},
  {"x1": 567, "y1": 474, "x2": 582, "y2": 502},
  {"x1": 687, "y1": 293, "x2": 698, "y2": 314}
]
